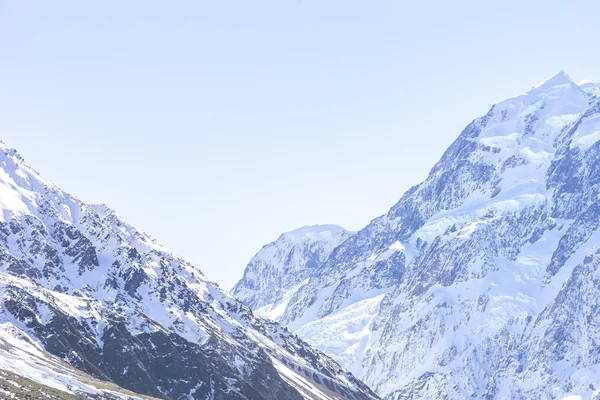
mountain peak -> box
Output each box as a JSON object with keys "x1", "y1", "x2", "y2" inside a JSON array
[
  {"x1": 283, "y1": 224, "x2": 348, "y2": 240},
  {"x1": 530, "y1": 70, "x2": 576, "y2": 91},
  {"x1": 233, "y1": 224, "x2": 354, "y2": 316}
]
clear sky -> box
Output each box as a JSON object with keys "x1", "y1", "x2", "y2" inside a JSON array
[{"x1": 1, "y1": 1, "x2": 599, "y2": 289}]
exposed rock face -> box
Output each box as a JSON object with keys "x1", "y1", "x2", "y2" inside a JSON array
[
  {"x1": 0, "y1": 143, "x2": 379, "y2": 400},
  {"x1": 232, "y1": 225, "x2": 354, "y2": 320},
  {"x1": 235, "y1": 72, "x2": 600, "y2": 399}
]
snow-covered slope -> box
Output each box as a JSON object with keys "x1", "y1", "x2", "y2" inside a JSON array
[
  {"x1": 236, "y1": 71, "x2": 600, "y2": 399},
  {"x1": 232, "y1": 225, "x2": 353, "y2": 321},
  {"x1": 0, "y1": 142, "x2": 379, "y2": 400},
  {"x1": 0, "y1": 321, "x2": 156, "y2": 399}
]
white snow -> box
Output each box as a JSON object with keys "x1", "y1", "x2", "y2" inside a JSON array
[
  {"x1": 269, "y1": 356, "x2": 336, "y2": 400},
  {"x1": 0, "y1": 322, "x2": 101, "y2": 396},
  {"x1": 0, "y1": 141, "x2": 372, "y2": 400},
  {"x1": 532, "y1": 70, "x2": 574, "y2": 90},
  {"x1": 233, "y1": 71, "x2": 600, "y2": 399},
  {"x1": 255, "y1": 279, "x2": 309, "y2": 321},
  {"x1": 296, "y1": 293, "x2": 386, "y2": 377},
  {"x1": 570, "y1": 114, "x2": 600, "y2": 150}
]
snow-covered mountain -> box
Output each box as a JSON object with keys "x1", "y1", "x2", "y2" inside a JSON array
[
  {"x1": 234, "y1": 72, "x2": 600, "y2": 399},
  {"x1": 232, "y1": 225, "x2": 353, "y2": 321},
  {"x1": 0, "y1": 143, "x2": 379, "y2": 400}
]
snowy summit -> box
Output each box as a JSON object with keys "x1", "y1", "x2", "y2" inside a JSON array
[{"x1": 235, "y1": 71, "x2": 600, "y2": 400}]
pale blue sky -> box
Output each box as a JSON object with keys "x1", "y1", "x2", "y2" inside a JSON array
[{"x1": 1, "y1": 1, "x2": 599, "y2": 289}]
